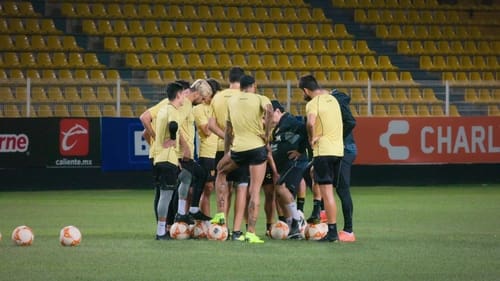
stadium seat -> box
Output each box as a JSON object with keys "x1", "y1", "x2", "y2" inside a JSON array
[
  {"x1": 64, "y1": 87, "x2": 80, "y2": 102},
  {"x1": 38, "y1": 104, "x2": 53, "y2": 117},
  {"x1": 70, "y1": 105, "x2": 86, "y2": 117},
  {"x1": 54, "y1": 104, "x2": 70, "y2": 117},
  {"x1": 86, "y1": 104, "x2": 101, "y2": 117},
  {"x1": 103, "y1": 105, "x2": 117, "y2": 117}
]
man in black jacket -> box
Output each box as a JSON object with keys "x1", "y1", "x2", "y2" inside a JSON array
[{"x1": 331, "y1": 89, "x2": 357, "y2": 242}]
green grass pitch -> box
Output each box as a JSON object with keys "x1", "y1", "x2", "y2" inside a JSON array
[{"x1": 1, "y1": 185, "x2": 499, "y2": 281}]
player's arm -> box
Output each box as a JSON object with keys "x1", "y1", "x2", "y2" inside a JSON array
[
  {"x1": 223, "y1": 120, "x2": 233, "y2": 154},
  {"x1": 197, "y1": 122, "x2": 212, "y2": 137},
  {"x1": 139, "y1": 110, "x2": 155, "y2": 140},
  {"x1": 208, "y1": 117, "x2": 225, "y2": 139},
  {"x1": 306, "y1": 113, "x2": 318, "y2": 147}
]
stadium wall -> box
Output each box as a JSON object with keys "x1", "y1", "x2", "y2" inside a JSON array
[{"x1": 0, "y1": 117, "x2": 499, "y2": 190}]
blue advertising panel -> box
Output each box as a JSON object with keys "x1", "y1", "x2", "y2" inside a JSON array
[{"x1": 101, "y1": 117, "x2": 151, "y2": 171}]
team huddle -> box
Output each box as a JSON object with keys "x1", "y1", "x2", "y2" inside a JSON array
[{"x1": 140, "y1": 67, "x2": 357, "y2": 243}]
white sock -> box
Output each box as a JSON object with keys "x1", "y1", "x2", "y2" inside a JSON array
[
  {"x1": 178, "y1": 199, "x2": 187, "y2": 215},
  {"x1": 287, "y1": 202, "x2": 301, "y2": 221},
  {"x1": 156, "y1": 221, "x2": 166, "y2": 236},
  {"x1": 189, "y1": 207, "x2": 199, "y2": 213}
]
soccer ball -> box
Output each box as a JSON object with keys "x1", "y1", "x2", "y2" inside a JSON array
[
  {"x1": 207, "y1": 224, "x2": 228, "y2": 241},
  {"x1": 60, "y1": 226, "x2": 82, "y2": 246},
  {"x1": 306, "y1": 223, "x2": 328, "y2": 240},
  {"x1": 11, "y1": 225, "x2": 34, "y2": 246},
  {"x1": 192, "y1": 221, "x2": 209, "y2": 239},
  {"x1": 169, "y1": 222, "x2": 191, "y2": 240},
  {"x1": 270, "y1": 221, "x2": 289, "y2": 240}
]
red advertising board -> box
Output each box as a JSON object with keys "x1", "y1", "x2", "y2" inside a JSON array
[{"x1": 354, "y1": 117, "x2": 500, "y2": 164}]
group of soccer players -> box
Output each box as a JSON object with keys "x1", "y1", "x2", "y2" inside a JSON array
[{"x1": 140, "y1": 67, "x2": 357, "y2": 243}]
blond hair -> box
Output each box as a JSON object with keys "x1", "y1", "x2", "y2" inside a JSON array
[{"x1": 190, "y1": 79, "x2": 213, "y2": 97}]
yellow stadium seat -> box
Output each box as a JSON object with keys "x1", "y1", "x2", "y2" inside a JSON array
[
  {"x1": 403, "y1": 104, "x2": 416, "y2": 116},
  {"x1": 342, "y1": 40, "x2": 355, "y2": 54},
  {"x1": 86, "y1": 105, "x2": 101, "y2": 117},
  {"x1": 284, "y1": 39, "x2": 299, "y2": 53},
  {"x1": 393, "y1": 88, "x2": 407, "y2": 102},
  {"x1": 343, "y1": 71, "x2": 356, "y2": 81},
  {"x1": 460, "y1": 56, "x2": 474, "y2": 70},
  {"x1": 129, "y1": 87, "x2": 145, "y2": 102},
  {"x1": 120, "y1": 105, "x2": 134, "y2": 117},
  {"x1": 388, "y1": 105, "x2": 402, "y2": 116},
  {"x1": 20, "y1": 53, "x2": 36, "y2": 67},
  {"x1": 73, "y1": 67, "x2": 89, "y2": 78},
  {"x1": 349, "y1": 55, "x2": 364, "y2": 70},
  {"x1": 409, "y1": 88, "x2": 423, "y2": 102},
  {"x1": 54, "y1": 104, "x2": 70, "y2": 117},
  {"x1": 69, "y1": 105, "x2": 85, "y2": 117},
  {"x1": 129, "y1": 21, "x2": 144, "y2": 34},
  {"x1": 143, "y1": 21, "x2": 159, "y2": 35},
  {"x1": 101, "y1": 105, "x2": 116, "y2": 117},
  {"x1": 121, "y1": 4, "x2": 137, "y2": 18},
  {"x1": 58, "y1": 69, "x2": 73, "y2": 80},
  {"x1": 373, "y1": 105, "x2": 387, "y2": 116},
  {"x1": 232, "y1": 54, "x2": 246, "y2": 67},
  {"x1": 37, "y1": 53, "x2": 52, "y2": 68},
  {"x1": 10, "y1": 69, "x2": 24, "y2": 79},
  {"x1": 449, "y1": 105, "x2": 460, "y2": 116},
  {"x1": 47, "y1": 87, "x2": 64, "y2": 101},
  {"x1": 97, "y1": 87, "x2": 113, "y2": 102},
  {"x1": 474, "y1": 56, "x2": 487, "y2": 70},
  {"x1": 69, "y1": 53, "x2": 84, "y2": 67},
  {"x1": 446, "y1": 56, "x2": 461, "y2": 69},
  {"x1": 188, "y1": 54, "x2": 203, "y2": 67},
  {"x1": 478, "y1": 89, "x2": 492, "y2": 102},
  {"x1": 270, "y1": 39, "x2": 284, "y2": 53},
  {"x1": 417, "y1": 105, "x2": 431, "y2": 116},
  {"x1": 350, "y1": 88, "x2": 365, "y2": 102},
  {"x1": 327, "y1": 39, "x2": 342, "y2": 53},
  {"x1": 135, "y1": 37, "x2": 150, "y2": 51},
  {"x1": 81, "y1": 87, "x2": 96, "y2": 101},
  {"x1": 208, "y1": 70, "x2": 224, "y2": 81},
  {"x1": 14, "y1": 35, "x2": 30, "y2": 50},
  {"x1": 488, "y1": 105, "x2": 500, "y2": 116},
  {"x1": 358, "y1": 71, "x2": 370, "y2": 81},
  {"x1": 335, "y1": 55, "x2": 349, "y2": 69},
  {"x1": 64, "y1": 87, "x2": 80, "y2": 102},
  {"x1": 261, "y1": 55, "x2": 277, "y2": 69},
  {"x1": 470, "y1": 72, "x2": 482, "y2": 81},
  {"x1": 423, "y1": 41, "x2": 438, "y2": 55},
  {"x1": 30, "y1": 86, "x2": 46, "y2": 101},
  {"x1": 84, "y1": 53, "x2": 102, "y2": 67},
  {"x1": 26, "y1": 69, "x2": 40, "y2": 80},
  {"x1": 37, "y1": 105, "x2": 53, "y2": 117},
  {"x1": 147, "y1": 70, "x2": 162, "y2": 84},
  {"x1": 4, "y1": 104, "x2": 21, "y2": 117},
  {"x1": 420, "y1": 56, "x2": 433, "y2": 70}
]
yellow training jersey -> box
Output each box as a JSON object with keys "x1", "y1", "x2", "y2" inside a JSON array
[
  {"x1": 177, "y1": 99, "x2": 195, "y2": 159},
  {"x1": 305, "y1": 94, "x2": 344, "y2": 157},
  {"x1": 193, "y1": 103, "x2": 217, "y2": 158},
  {"x1": 210, "y1": 88, "x2": 240, "y2": 151},
  {"x1": 154, "y1": 104, "x2": 182, "y2": 166},
  {"x1": 227, "y1": 92, "x2": 271, "y2": 152},
  {"x1": 147, "y1": 98, "x2": 170, "y2": 159}
]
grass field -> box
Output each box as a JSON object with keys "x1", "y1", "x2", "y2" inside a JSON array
[{"x1": 1, "y1": 185, "x2": 499, "y2": 281}]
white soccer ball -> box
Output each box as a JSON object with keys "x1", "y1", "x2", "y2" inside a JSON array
[
  {"x1": 270, "y1": 221, "x2": 289, "y2": 240},
  {"x1": 306, "y1": 223, "x2": 328, "y2": 240},
  {"x1": 60, "y1": 225, "x2": 82, "y2": 246},
  {"x1": 207, "y1": 224, "x2": 228, "y2": 241},
  {"x1": 170, "y1": 222, "x2": 191, "y2": 240},
  {"x1": 192, "y1": 221, "x2": 209, "y2": 239},
  {"x1": 11, "y1": 225, "x2": 34, "y2": 246}
]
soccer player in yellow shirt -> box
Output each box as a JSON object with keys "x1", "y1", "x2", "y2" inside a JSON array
[
  {"x1": 214, "y1": 75, "x2": 273, "y2": 243},
  {"x1": 153, "y1": 82, "x2": 186, "y2": 240},
  {"x1": 193, "y1": 78, "x2": 221, "y2": 217},
  {"x1": 298, "y1": 74, "x2": 344, "y2": 242}
]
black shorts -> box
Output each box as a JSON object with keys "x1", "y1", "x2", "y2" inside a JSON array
[
  {"x1": 262, "y1": 164, "x2": 274, "y2": 185},
  {"x1": 230, "y1": 146, "x2": 267, "y2": 166},
  {"x1": 179, "y1": 158, "x2": 207, "y2": 183},
  {"x1": 312, "y1": 156, "x2": 342, "y2": 185},
  {"x1": 278, "y1": 160, "x2": 308, "y2": 197},
  {"x1": 227, "y1": 164, "x2": 249, "y2": 184},
  {"x1": 155, "y1": 161, "x2": 179, "y2": 190},
  {"x1": 198, "y1": 157, "x2": 216, "y2": 182},
  {"x1": 215, "y1": 151, "x2": 225, "y2": 168}
]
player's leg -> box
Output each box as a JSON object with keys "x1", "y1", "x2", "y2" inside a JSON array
[
  {"x1": 231, "y1": 181, "x2": 248, "y2": 241},
  {"x1": 314, "y1": 156, "x2": 339, "y2": 242},
  {"x1": 212, "y1": 153, "x2": 238, "y2": 225},
  {"x1": 296, "y1": 178, "x2": 306, "y2": 213},
  {"x1": 188, "y1": 161, "x2": 211, "y2": 220},
  {"x1": 262, "y1": 166, "x2": 275, "y2": 236},
  {"x1": 277, "y1": 165, "x2": 306, "y2": 239},
  {"x1": 199, "y1": 157, "x2": 215, "y2": 216},
  {"x1": 174, "y1": 167, "x2": 194, "y2": 224},
  {"x1": 152, "y1": 162, "x2": 160, "y2": 222},
  {"x1": 155, "y1": 162, "x2": 178, "y2": 240},
  {"x1": 307, "y1": 165, "x2": 323, "y2": 224},
  {"x1": 336, "y1": 152, "x2": 356, "y2": 242}
]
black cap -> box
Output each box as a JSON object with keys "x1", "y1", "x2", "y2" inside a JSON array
[
  {"x1": 240, "y1": 75, "x2": 255, "y2": 90},
  {"x1": 271, "y1": 100, "x2": 284, "y2": 113}
]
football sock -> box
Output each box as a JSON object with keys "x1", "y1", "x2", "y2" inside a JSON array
[
  {"x1": 286, "y1": 217, "x2": 293, "y2": 228},
  {"x1": 157, "y1": 190, "x2": 173, "y2": 219},
  {"x1": 328, "y1": 223, "x2": 338, "y2": 235},
  {"x1": 287, "y1": 202, "x2": 301, "y2": 221},
  {"x1": 266, "y1": 223, "x2": 272, "y2": 232},
  {"x1": 189, "y1": 207, "x2": 199, "y2": 213},
  {"x1": 178, "y1": 199, "x2": 187, "y2": 215},
  {"x1": 312, "y1": 199, "x2": 321, "y2": 216},
  {"x1": 156, "y1": 221, "x2": 166, "y2": 236},
  {"x1": 297, "y1": 197, "x2": 305, "y2": 212},
  {"x1": 320, "y1": 200, "x2": 325, "y2": 211},
  {"x1": 278, "y1": 216, "x2": 286, "y2": 223}
]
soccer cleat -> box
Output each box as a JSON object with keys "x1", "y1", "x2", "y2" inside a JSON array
[
  {"x1": 189, "y1": 211, "x2": 212, "y2": 221},
  {"x1": 318, "y1": 231, "x2": 339, "y2": 243},
  {"x1": 155, "y1": 233, "x2": 171, "y2": 240},
  {"x1": 174, "y1": 213, "x2": 194, "y2": 225},
  {"x1": 320, "y1": 210, "x2": 327, "y2": 223},
  {"x1": 287, "y1": 220, "x2": 301, "y2": 239},
  {"x1": 245, "y1": 232, "x2": 265, "y2": 243},
  {"x1": 306, "y1": 214, "x2": 321, "y2": 224},
  {"x1": 210, "y1": 212, "x2": 225, "y2": 225},
  {"x1": 338, "y1": 231, "x2": 356, "y2": 242},
  {"x1": 231, "y1": 231, "x2": 245, "y2": 242}
]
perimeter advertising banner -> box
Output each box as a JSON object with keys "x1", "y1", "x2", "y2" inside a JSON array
[
  {"x1": 101, "y1": 117, "x2": 151, "y2": 171},
  {"x1": 354, "y1": 117, "x2": 500, "y2": 164},
  {"x1": 0, "y1": 118, "x2": 101, "y2": 168}
]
